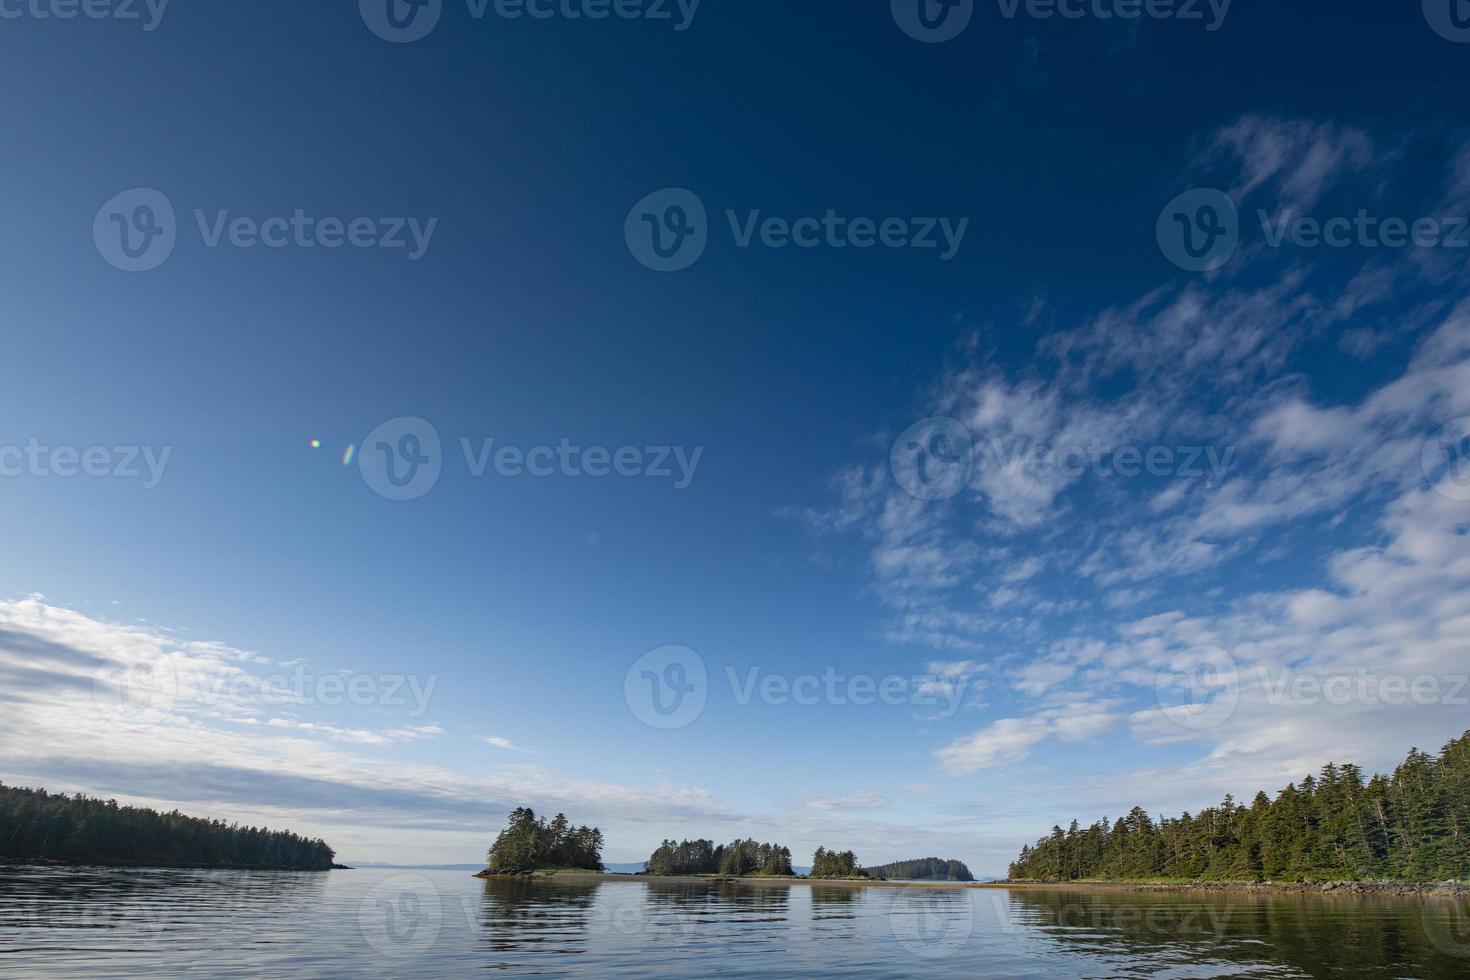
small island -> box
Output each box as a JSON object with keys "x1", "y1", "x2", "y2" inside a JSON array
[
  {"x1": 865, "y1": 857, "x2": 975, "y2": 881},
  {"x1": 475, "y1": 807, "x2": 606, "y2": 876},
  {"x1": 645, "y1": 837, "x2": 795, "y2": 877},
  {"x1": 809, "y1": 847, "x2": 871, "y2": 879},
  {"x1": 473, "y1": 813, "x2": 890, "y2": 883},
  {"x1": 0, "y1": 783, "x2": 338, "y2": 871}
]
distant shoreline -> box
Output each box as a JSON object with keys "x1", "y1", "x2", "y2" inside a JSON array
[
  {"x1": 4, "y1": 858, "x2": 345, "y2": 872},
  {"x1": 987, "y1": 880, "x2": 1470, "y2": 898},
  {"x1": 1, "y1": 784, "x2": 339, "y2": 873},
  {"x1": 472, "y1": 871, "x2": 1470, "y2": 897},
  {"x1": 473, "y1": 871, "x2": 979, "y2": 889}
]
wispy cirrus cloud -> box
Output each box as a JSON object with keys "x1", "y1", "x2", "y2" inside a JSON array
[
  {"x1": 794, "y1": 114, "x2": 1470, "y2": 821},
  {"x1": 482, "y1": 735, "x2": 537, "y2": 753},
  {"x1": 1201, "y1": 114, "x2": 1378, "y2": 210},
  {"x1": 803, "y1": 789, "x2": 892, "y2": 812}
]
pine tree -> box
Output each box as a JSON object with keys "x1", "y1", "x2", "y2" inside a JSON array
[
  {"x1": 484, "y1": 807, "x2": 603, "y2": 873},
  {"x1": 1006, "y1": 732, "x2": 1470, "y2": 883},
  {"x1": 0, "y1": 783, "x2": 335, "y2": 870}
]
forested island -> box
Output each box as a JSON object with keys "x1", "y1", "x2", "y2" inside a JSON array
[
  {"x1": 480, "y1": 807, "x2": 605, "y2": 874},
  {"x1": 865, "y1": 857, "x2": 975, "y2": 881},
  {"x1": 810, "y1": 847, "x2": 870, "y2": 878},
  {"x1": 625, "y1": 836, "x2": 980, "y2": 883},
  {"x1": 643, "y1": 838, "x2": 886, "y2": 879},
  {"x1": 645, "y1": 838, "x2": 795, "y2": 876},
  {"x1": 1009, "y1": 732, "x2": 1470, "y2": 884},
  {"x1": 0, "y1": 783, "x2": 337, "y2": 870}
]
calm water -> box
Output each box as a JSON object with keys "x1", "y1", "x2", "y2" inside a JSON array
[{"x1": 2, "y1": 867, "x2": 1469, "y2": 978}]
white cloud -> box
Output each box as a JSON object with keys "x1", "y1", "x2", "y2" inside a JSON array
[
  {"x1": 803, "y1": 790, "x2": 891, "y2": 812},
  {"x1": 935, "y1": 700, "x2": 1122, "y2": 775},
  {"x1": 1001, "y1": 557, "x2": 1045, "y2": 582},
  {"x1": 483, "y1": 735, "x2": 536, "y2": 754},
  {"x1": 789, "y1": 115, "x2": 1470, "y2": 838},
  {"x1": 264, "y1": 718, "x2": 445, "y2": 745},
  {"x1": 1013, "y1": 661, "x2": 1076, "y2": 696},
  {"x1": 0, "y1": 598, "x2": 731, "y2": 859},
  {"x1": 1203, "y1": 114, "x2": 1376, "y2": 210},
  {"x1": 928, "y1": 659, "x2": 984, "y2": 679}
]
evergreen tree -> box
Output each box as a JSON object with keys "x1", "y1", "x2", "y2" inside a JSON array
[
  {"x1": 644, "y1": 837, "x2": 791, "y2": 876},
  {"x1": 810, "y1": 847, "x2": 868, "y2": 878},
  {"x1": 0, "y1": 784, "x2": 335, "y2": 870},
  {"x1": 1007, "y1": 732, "x2": 1470, "y2": 883},
  {"x1": 484, "y1": 808, "x2": 604, "y2": 873},
  {"x1": 863, "y1": 857, "x2": 974, "y2": 881}
]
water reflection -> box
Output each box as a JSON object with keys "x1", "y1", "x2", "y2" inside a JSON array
[
  {"x1": 887, "y1": 886, "x2": 974, "y2": 960},
  {"x1": 810, "y1": 886, "x2": 858, "y2": 914},
  {"x1": 643, "y1": 878, "x2": 786, "y2": 917},
  {"x1": 478, "y1": 878, "x2": 599, "y2": 958},
  {"x1": 4, "y1": 867, "x2": 1468, "y2": 978},
  {"x1": 809, "y1": 885, "x2": 860, "y2": 945},
  {"x1": 0, "y1": 865, "x2": 328, "y2": 951},
  {"x1": 476, "y1": 877, "x2": 797, "y2": 965},
  {"x1": 1005, "y1": 887, "x2": 1470, "y2": 979}
]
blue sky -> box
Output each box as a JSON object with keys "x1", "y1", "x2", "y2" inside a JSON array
[{"x1": 2, "y1": 2, "x2": 1469, "y2": 876}]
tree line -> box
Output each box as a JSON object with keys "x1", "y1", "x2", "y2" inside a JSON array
[
  {"x1": 1009, "y1": 731, "x2": 1470, "y2": 883},
  {"x1": 0, "y1": 783, "x2": 336, "y2": 870},
  {"x1": 644, "y1": 837, "x2": 794, "y2": 876},
  {"x1": 864, "y1": 857, "x2": 974, "y2": 881},
  {"x1": 644, "y1": 838, "x2": 889, "y2": 879},
  {"x1": 810, "y1": 847, "x2": 870, "y2": 878},
  {"x1": 485, "y1": 807, "x2": 604, "y2": 873}
]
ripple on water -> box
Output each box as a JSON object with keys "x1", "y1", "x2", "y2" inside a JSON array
[{"x1": 1, "y1": 869, "x2": 1468, "y2": 978}]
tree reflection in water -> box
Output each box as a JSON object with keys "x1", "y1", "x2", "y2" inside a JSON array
[
  {"x1": 809, "y1": 884, "x2": 860, "y2": 945},
  {"x1": 478, "y1": 878, "x2": 795, "y2": 960},
  {"x1": 887, "y1": 886, "x2": 975, "y2": 960},
  {"x1": 478, "y1": 878, "x2": 599, "y2": 956},
  {"x1": 1004, "y1": 887, "x2": 1470, "y2": 979},
  {"x1": 810, "y1": 886, "x2": 858, "y2": 915}
]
